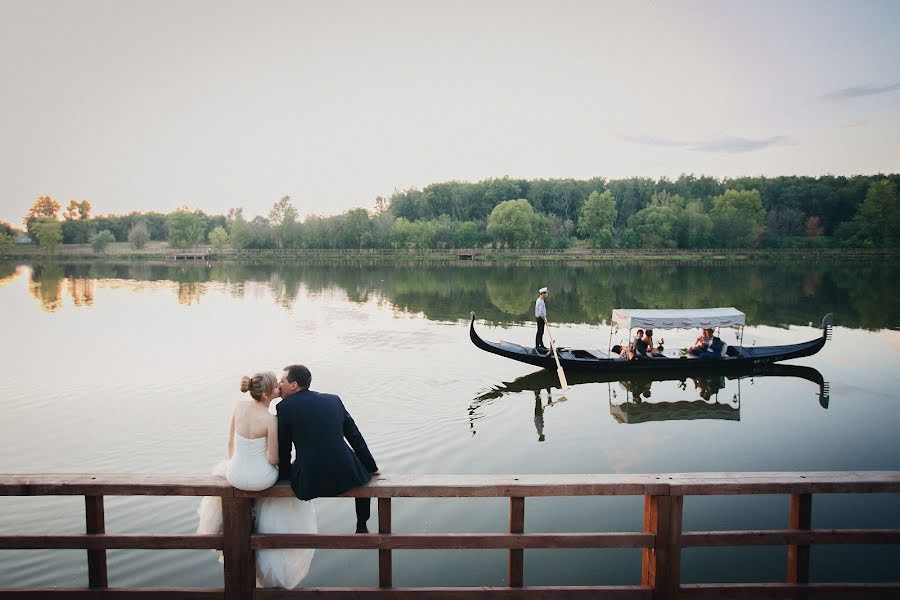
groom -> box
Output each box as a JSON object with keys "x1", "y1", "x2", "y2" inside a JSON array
[{"x1": 276, "y1": 364, "x2": 380, "y2": 533}]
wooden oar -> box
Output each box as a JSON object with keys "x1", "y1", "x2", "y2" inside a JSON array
[{"x1": 545, "y1": 323, "x2": 569, "y2": 392}]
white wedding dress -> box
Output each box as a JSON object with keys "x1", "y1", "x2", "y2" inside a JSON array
[{"x1": 197, "y1": 433, "x2": 317, "y2": 588}]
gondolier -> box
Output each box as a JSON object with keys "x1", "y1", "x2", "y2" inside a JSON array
[{"x1": 535, "y1": 287, "x2": 548, "y2": 351}]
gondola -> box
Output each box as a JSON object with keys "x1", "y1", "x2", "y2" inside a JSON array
[{"x1": 469, "y1": 308, "x2": 833, "y2": 373}]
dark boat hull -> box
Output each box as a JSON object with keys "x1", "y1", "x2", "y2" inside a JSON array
[{"x1": 469, "y1": 312, "x2": 831, "y2": 374}]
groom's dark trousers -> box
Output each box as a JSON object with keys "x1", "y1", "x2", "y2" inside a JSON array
[{"x1": 276, "y1": 389, "x2": 378, "y2": 530}]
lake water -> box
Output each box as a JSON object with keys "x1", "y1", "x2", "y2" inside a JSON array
[{"x1": 1, "y1": 259, "x2": 899, "y2": 588}]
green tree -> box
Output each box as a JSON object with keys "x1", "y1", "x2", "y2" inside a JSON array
[
  {"x1": 487, "y1": 199, "x2": 535, "y2": 248},
  {"x1": 24, "y1": 196, "x2": 62, "y2": 238},
  {"x1": 268, "y1": 195, "x2": 298, "y2": 249},
  {"x1": 166, "y1": 207, "x2": 206, "y2": 248},
  {"x1": 578, "y1": 190, "x2": 617, "y2": 247},
  {"x1": 338, "y1": 208, "x2": 374, "y2": 248},
  {"x1": 624, "y1": 205, "x2": 678, "y2": 248},
  {"x1": 62, "y1": 199, "x2": 92, "y2": 244},
  {"x1": 454, "y1": 221, "x2": 483, "y2": 248},
  {"x1": 31, "y1": 217, "x2": 62, "y2": 253},
  {"x1": 710, "y1": 189, "x2": 766, "y2": 247},
  {"x1": 682, "y1": 201, "x2": 714, "y2": 248},
  {"x1": 208, "y1": 225, "x2": 230, "y2": 249},
  {"x1": 0, "y1": 231, "x2": 13, "y2": 253},
  {"x1": 128, "y1": 222, "x2": 150, "y2": 249},
  {"x1": 90, "y1": 230, "x2": 116, "y2": 253},
  {"x1": 854, "y1": 180, "x2": 900, "y2": 247}
]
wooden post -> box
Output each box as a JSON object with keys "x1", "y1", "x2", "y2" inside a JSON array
[
  {"x1": 787, "y1": 493, "x2": 812, "y2": 584},
  {"x1": 378, "y1": 497, "x2": 392, "y2": 588},
  {"x1": 222, "y1": 497, "x2": 254, "y2": 600},
  {"x1": 84, "y1": 495, "x2": 107, "y2": 588},
  {"x1": 642, "y1": 494, "x2": 683, "y2": 600},
  {"x1": 508, "y1": 497, "x2": 525, "y2": 587}
]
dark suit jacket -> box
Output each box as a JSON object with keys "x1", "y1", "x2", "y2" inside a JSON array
[{"x1": 276, "y1": 389, "x2": 377, "y2": 501}]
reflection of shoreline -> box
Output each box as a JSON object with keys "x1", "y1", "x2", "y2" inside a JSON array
[{"x1": 3, "y1": 258, "x2": 896, "y2": 331}]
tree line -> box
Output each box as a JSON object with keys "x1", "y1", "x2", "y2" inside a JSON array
[{"x1": 3, "y1": 173, "x2": 898, "y2": 253}]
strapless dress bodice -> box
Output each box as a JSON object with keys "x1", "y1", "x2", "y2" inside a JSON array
[{"x1": 226, "y1": 433, "x2": 278, "y2": 491}]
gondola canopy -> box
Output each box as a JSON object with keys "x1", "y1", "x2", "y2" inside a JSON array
[{"x1": 611, "y1": 307, "x2": 746, "y2": 330}]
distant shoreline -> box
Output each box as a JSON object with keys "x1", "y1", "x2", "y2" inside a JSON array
[{"x1": 2, "y1": 243, "x2": 898, "y2": 264}]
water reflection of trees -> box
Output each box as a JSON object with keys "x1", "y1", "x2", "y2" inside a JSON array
[
  {"x1": 28, "y1": 263, "x2": 65, "y2": 312},
  {"x1": 9, "y1": 260, "x2": 900, "y2": 329}
]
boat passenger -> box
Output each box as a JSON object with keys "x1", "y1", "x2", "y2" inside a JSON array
[
  {"x1": 631, "y1": 329, "x2": 650, "y2": 360},
  {"x1": 696, "y1": 331, "x2": 725, "y2": 359},
  {"x1": 644, "y1": 329, "x2": 664, "y2": 357},
  {"x1": 689, "y1": 328, "x2": 713, "y2": 356}
]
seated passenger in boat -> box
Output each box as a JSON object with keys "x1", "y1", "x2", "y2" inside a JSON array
[
  {"x1": 631, "y1": 329, "x2": 650, "y2": 360},
  {"x1": 689, "y1": 328, "x2": 713, "y2": 356},
  {"x1": 696, "y1": 333, "x2": 725, "y2": 359},
  {"x1": 644, "y1": 329, "x2": 664, "y2": 357}
]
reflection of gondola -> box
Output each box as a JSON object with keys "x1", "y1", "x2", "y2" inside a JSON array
[
  {"x1": 473, "y1": 363, "x2": 829, "y2": 409},
  {"x1": 469, "y1": 362, "x2": 829, "y2": 437},
  {"x1": 470, "y1": 310, "x2": 833, "y2": 373},
  {"x1": 610, "y1": 398, "x2": 741, "y2": 424},
  {"x1": 611, "y1": 374, "x2": 738, "y2": 424}
]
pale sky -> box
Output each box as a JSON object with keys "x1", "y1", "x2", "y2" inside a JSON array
[{"x1": 1, "y1": 0, "x2": 898, "y2": 225}]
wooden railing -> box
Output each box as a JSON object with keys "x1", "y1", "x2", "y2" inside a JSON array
[{"x1": 1, "y1": 472, "x2": 899, "y2": 598}]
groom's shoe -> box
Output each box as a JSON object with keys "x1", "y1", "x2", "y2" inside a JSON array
[{"x1": 355, "y1": 523, "x2": 369, "y2": 534}]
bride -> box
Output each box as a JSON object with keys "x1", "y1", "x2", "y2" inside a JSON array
[{"x1": 197, "y1": 371, "x2": 316, "y2": 588}]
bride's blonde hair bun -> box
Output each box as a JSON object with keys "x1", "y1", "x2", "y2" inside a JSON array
[{"x1": 240, "y1": 372, "x2": 277, "y2": 401}]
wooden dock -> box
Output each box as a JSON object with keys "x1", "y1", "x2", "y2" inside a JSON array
[
  {"x1": 1, "y1": 471, "x2": 899, "y2": 598},
  {"x1": 165, "y1": 248, "x2": 214, "y2": 261}
]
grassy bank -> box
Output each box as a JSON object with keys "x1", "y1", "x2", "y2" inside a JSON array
[{"x1": 2, "y1": 242, "x2": 897, "y2": 264}]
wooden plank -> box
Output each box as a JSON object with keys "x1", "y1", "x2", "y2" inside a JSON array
[
  {"x1": 378, "y1": 497, "x2": 392, "y2": 588},
  {"x1": 0, "y1": 534, "x2": 223, "y2": 550},
  {"x1": 509, "y1": 497, "x2": 525, "y2": 588},
  {"x1": 787, "y1": 493, "x2": 812, "y2": 585},
  {"x1": 0, "y1": 590, "x2": 223, "y2": 599},
  {"x1": 237, "y1": 474, "x2": 672, "y2": 498},
  {"x1": 253, "y1": 586, "x2": 653, "y2": 599},
  {"x1": 221, "y1": 497, "x2": 254, "y2": 600},
  {"x1": 0, "y1": 474, "x2": 232, "y2": 497},
  {"x1": 666, "y1": 471, "x2": 900, "y2": 495},
  {"x1": 5, "y1": 471, "x2": 899, "y2": 500},
  {"x1": 681, "y1": 582, "x2": 900, "y2": 598},
  {"x1": 85, "y1": 495, "x2": 107, "y2": 588},
  {"x1": 681, "y1": 528, "x2": 900, "y2": 547},
  {"x1": 251, "y1": 532, "x2": 654, "y2": 550}
]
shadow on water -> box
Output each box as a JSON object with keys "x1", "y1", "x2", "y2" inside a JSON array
[
  {"x1": 470, "y1": 364, "x2": 829, "y2": 437},
  {"x1": 5, "y1": 259, "x2": 900, "y2": 329}
]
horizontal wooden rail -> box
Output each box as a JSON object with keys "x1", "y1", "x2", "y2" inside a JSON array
[
  {"x1": 681, "y1": 528, "x2": 900, "y2": 547},
  {"x1": 1, "y1": 471, "x2": 899, "y2": 600},
  {"x1": 7, "y1": 471, "x2": 898, "y2": 498},
  {"x1": 0, "y1": 534, "x2": 223, "y2": 550},
  {"x1": 250, "y1": 532, "x2": 654, "y2": 550}
]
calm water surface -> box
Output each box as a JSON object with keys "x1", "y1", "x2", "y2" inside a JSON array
[{"x1": 1, "y1": 260, "x2": 898, "y2": 587}]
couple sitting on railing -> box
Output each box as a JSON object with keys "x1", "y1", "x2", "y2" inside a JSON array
[{"x1": 197, "y1": 364, "x2": 380, "y2": 589}]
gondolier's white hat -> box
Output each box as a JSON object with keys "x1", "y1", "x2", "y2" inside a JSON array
[{"x1": 539, "y1": 287, "x2": 548, "y2": 293}]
